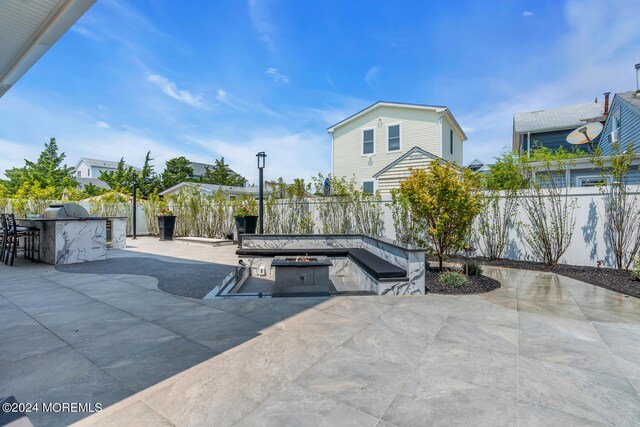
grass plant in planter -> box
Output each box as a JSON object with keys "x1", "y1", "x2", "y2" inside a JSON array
[{"x1": 235, "y1": 205, "x2": 258, "y2": 242}]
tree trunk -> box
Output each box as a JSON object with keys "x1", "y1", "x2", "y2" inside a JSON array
[{"x1": 438, "y1": 255, "x2": 443, "y2": 271}]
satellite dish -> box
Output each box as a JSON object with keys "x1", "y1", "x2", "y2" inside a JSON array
[{"x1": 566, "y1": 122, "x2": 603, "y2": 151}]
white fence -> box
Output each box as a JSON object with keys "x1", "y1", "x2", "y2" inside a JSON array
[{"x1": 4, "y1": 187, "x2": 631, "y2": 268}]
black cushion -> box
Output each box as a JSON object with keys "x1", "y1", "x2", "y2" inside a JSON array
[{"x1": 347, "y1": 248, "x2": 407, "y2": 279}]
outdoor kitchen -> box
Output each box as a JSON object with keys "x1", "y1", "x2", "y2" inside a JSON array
[{"x1": 17, "y1": 203, "x2": 127, "y2": 265}]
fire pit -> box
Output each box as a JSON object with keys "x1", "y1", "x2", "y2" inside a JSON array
[{"x1": 271, "y1": 255, "x2": 333, "y2": 296}]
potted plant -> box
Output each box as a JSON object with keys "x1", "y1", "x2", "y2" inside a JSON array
[
  {"x1": 235, "y1": 205, "x2": 258, "y2": 242},
  {"x1": 157, "y1": 207, "x2": 176, "y2": 241}
]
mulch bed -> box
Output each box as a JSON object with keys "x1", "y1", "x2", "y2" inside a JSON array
[
  {"x1": 444, "y1": 255, "x2": 640, "y2": 299},
  {"x1": 425, "y1": 267, "x2": 501, "y2": 295}
]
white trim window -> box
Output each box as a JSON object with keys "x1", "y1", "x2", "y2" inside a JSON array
[
  {"x1": 362, "y1": 180, "x2": 375, "y2": 194},
  {"x1": 362, "y1": 128, "x2": 375, "y2": 155},
  {"x1": 387, "y1": 123, "x2": 401, "y2": 152}
]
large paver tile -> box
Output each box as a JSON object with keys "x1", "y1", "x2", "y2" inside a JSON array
[
  {"x1": 0, "y1": 328, "x2": 67, "y2": 365},
  {"x1": 142, "y1": 352, "x2": 286, "y2": 426},
  {"x1": 25, "y1": 369, "x2": 131, "y2": 427},
  {"x1": 73, "y1": 322, "x2": 181, "y2": 367},
  {"x1": 154, "y1": 305, "x2": 268, "y2": 353},
  {"x1": 235, "y1": 382, "x2": 378, "y2": 427},
  {"x1": 95, "y1": 290, "x2": 200, "y2": 321},
  {"x1": 47, "y1": 308, "x2": 146, "y2": 344},
  {"x1": 241, "y1": 299, "x2": 320, "y2": 325},
  {"x1": 519, "y1": 402, "x2": 607, "y2": 426},
  {"x1": 519, "y1": 355, "x2": 640, "y2": 425},
  {"x1": 201, "y1": 296, "x2": 278, "y2": 315},
  {"x1": 295, "y1": 345, "x2": 411, "y2": 418},
  {"x1": 0, "y1": 305, "x2": 43, "y2": 341},
  {"x1": 436, "y1": 317, "x2": 517, "y2": 354},
  {"x1": 382, "y1": 380, "x2": 517, "y2": 427},
  {"x1": 320, "y1": 297, "x2": 391, "y2": 323},
  {"x1": 416, "y1": 338, "x2": 518, "y2": 392},
  {"x1": 76, "y1": 400, "x2": 174, "y2": 427},
  {"x1": 593, "y1": 322, "x2": 640, "y2": 391},
  {"x1": 100, "y1": 337, "x2": 214, "y2": 393},
  {"x1": 0, "y1": 346, "x2": 98, "y2": 399}
]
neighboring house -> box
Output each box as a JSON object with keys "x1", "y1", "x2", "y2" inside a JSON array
[
  {"x1": 189, "y1": 161, "x2": 245, "y2": 185},
  {"x1": 159, "y1": 182, "x2": 268, "y2": 199},
  {"x1": 328, "y1": 101, "x2": 467, "y2": 197},
  {"x1": 599, "y1": 91, "x2": 640, "y2": 156},
  {"x1": 74, "y1": 158, "x2": 141, "y2": 179},
  {"x1": 513, "y1": 100, "x2": 607, "y2": 156},
  {"x1": 466, "y1": 158, "x2": 490, "y2": 173}
]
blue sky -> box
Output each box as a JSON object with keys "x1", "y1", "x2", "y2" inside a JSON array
[{"x1": 1, "y1": 0, "x2": 639, "y2": 184}]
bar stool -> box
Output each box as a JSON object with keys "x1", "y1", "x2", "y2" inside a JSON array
[
  {"x1": 0, "y1": 214, "x2": 6, "y2": 263},
  {"x1": 2, "y1": 213, "x2": 40, "y2": 266}
]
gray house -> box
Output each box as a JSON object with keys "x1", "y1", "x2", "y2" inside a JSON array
[
  {"x1": 599, "y1": 90, "x2": 640, "y2": 156},
  {"x1": 513, "y1": 101, "x2": 606, "y2": 156}
]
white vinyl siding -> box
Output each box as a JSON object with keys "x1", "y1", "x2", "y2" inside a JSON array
[
  {"x1": 332, "y1": 106, "x2": 442, "y2": 184},
  {"x1": 441, "y1": 117, "x2": 463, "y2": 165},
  {"x1": 376, "y1": 150, "x2": 435, "y2": 198}
]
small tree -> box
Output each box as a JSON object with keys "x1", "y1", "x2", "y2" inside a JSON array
[
  {"x1": 519, "y1": 148, "x2": 578, "y2": 266},
  {"x1": 398, "y1": 160, "x2": 483, "y2": 270},
  {"x1": 475, "y1": 152, "x2": 523, "y2": 259},
  {"x1": 592, "y1": 143, "x2": 640, "y2": 269}
]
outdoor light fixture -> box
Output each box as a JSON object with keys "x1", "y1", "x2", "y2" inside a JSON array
[
  {"x1": 131, "y1": 172, "x2": 138, "y2": 240},
  {"x1": 257, "y1": 151, "x2": 267, "y2": 234}
]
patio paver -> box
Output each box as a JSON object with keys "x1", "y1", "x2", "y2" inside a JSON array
[{"x1": 0, "y1": 237, "x2": 638, "y2": 426}]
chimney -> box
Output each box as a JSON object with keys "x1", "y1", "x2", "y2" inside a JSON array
[
  {"x1": 604, "y1": 92, "x2": 610, "y2": 114},
  {"x1": 636, "y1": 63, "x2": 640, "y2": 94}
]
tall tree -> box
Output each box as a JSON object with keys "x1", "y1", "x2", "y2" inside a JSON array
[
  {"x1": 3, "y1": 137, "x2": 76, "y2": 196},
  {"x1": 161, "y1": 156, "x2": 194, "y2": 190},
  {"x1": 138, "y1": 151, "x2": 161, "y2": 197},
  {"x1": 200, "y1": 157, "x2": 246, "y2": 186}
]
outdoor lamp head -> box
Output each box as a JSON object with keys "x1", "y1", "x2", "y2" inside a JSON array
[{"x1": 257, "y1": 151, "x2": 266, "y2": 169}]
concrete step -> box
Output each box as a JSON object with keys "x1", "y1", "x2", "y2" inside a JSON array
[{"x1": 174, "y1": 236, "x2": 233, "y2": 247}]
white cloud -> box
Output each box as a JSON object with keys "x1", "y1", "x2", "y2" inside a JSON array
[
  {"x1": 147, "y1": 74, "x2": 209, "y2": 109},
  {"x1": 216, "y1": 88, "x2": 280, "y2": 118},
  {"x1": 248, "y1": 0, "x2": 276, "y2": 51},
  {"x1": 96, "y1": 121, "x2": 110, "y2": 128},
  {"x1": 522, "y1": 11, "x2": 534, "y2": 17},
  {"x1": 0, "y1": 139, "x2": 41, "y2": 172},
  {"x1": 265, "y1": 68, "x2": 290, "y2": 84},
  {"x1": 365, "y1": 66, "x2": 380, "y2": 89}
]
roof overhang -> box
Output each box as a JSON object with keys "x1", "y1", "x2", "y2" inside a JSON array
[
  {"x1": 0, "y1": 0, "x2": 96, "y2": 97},
  {"x1": 326, "y1": 101, "x2": 447, "y2": 133}
]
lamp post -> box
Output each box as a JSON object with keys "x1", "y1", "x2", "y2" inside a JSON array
[
  {"x1": 257, "y1": 151, "x2": 266, "y2": 234},
  {"x1": 131, "y1": 173, "x2": 137, "y2": 240}
]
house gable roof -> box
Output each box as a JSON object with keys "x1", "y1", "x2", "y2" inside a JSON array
[
  {"x1": 373, "y1": 146, "x2": 440, "y2": 178},
  {"x1": 326, "y1": 101, "x2": 468, "y2": 141},
  {"x1": 76, "y1": 157, "x2": 142, "y2": 172},
  {"x1": 514, "y1": 102, "x2": 605, "y2": 134},
  {"x1": 616, "y1": 91, "x2": 640, "y2": 114}
]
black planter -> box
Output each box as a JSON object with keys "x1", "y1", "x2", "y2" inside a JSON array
[
  {"x1": 158, "y1": 215, "x2": 176, "y2": 241},
  {"x1": 235, "y1": 215, "x2": 258, "y2": 240}
]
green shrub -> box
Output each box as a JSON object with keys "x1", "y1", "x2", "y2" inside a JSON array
[
  {"x1": 632, "y1": 256, "x2": 640, "y2": 281},
  {"x1": 461, "y1": 261, "x2": 483, "y2": 276},
  {"x1": 439, "y1": 271, "x2": 469, "y2": 288}
]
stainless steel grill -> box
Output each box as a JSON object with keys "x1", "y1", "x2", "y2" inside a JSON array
[{"x1": 42, "y1": 203, "x2": 91, "y2": 219}]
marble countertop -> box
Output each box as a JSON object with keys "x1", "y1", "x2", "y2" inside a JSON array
[{"x1": 18, "y1": 217, "x2": 127, "y2": 222}]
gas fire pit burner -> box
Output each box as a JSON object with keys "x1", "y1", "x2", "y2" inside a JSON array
[{"x1": 271, "y1": 255, "x2": 333, "y2": 297}]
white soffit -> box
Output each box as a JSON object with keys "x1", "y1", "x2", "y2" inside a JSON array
[{"x1": 0, "y1": 0, "x2": 96, "y2": 97}]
